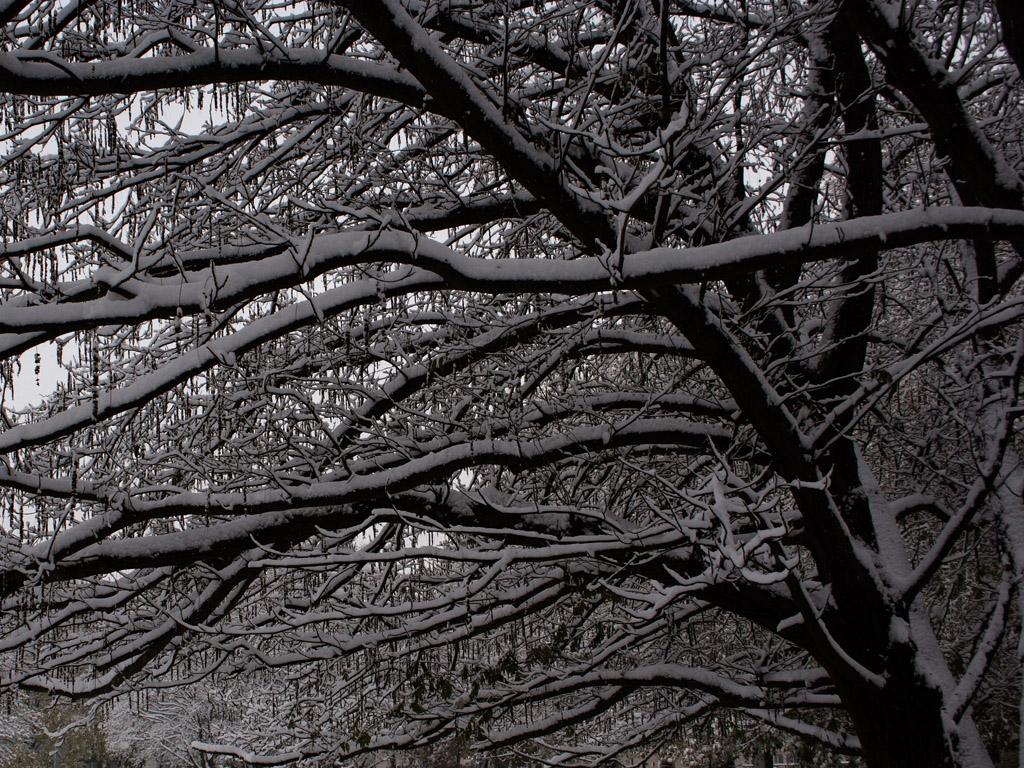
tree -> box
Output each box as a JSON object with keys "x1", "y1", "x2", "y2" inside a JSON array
[
  {"x1": 0, "y1": 0, "x2": 1022, "y2": 766},
  {"x1": 0, "y1": 693, "x2": 107, "y2": 768},
  {"x1": 102, "y1": 680, "x2": 262, "y2": 768},
  {"x1": 0, "y1": 692, "x2": 37, "y2": 766}
]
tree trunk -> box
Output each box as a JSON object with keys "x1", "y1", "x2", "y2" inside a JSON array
[
  {"x1": 829, "y1": 615, "x2": 995, "y2": 768},
  {"x1": 750, "y1": 746, "x2": 772, "y2": 768}
]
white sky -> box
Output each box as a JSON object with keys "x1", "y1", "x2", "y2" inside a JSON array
[{"x1": 11, "y1": 343, "x2": 61, "y2": 410}]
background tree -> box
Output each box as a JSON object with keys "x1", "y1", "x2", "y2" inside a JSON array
[
  {"x1": 0, "y1": 1, "x2": 1023, "y2": 767},
  {"x1": 0, "y1": 693, "x2": 107, "y2": 768},
  {"x1": 101, "y1": 679, "x2": 270, "y2": 768},
  {"x1": 0, "y1": 692, "x2": 37, "y2": 766}
]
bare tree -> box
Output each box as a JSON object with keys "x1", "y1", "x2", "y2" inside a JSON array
[{"x1": 1, "y1": 1, "x2": 1023, "y2": 767}]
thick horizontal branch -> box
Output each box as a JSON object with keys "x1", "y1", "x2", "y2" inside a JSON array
[
  {"x1": 0, "y1": 272, "x2": 442, "y2": 453},
  {"x1": 1, "y1": 207, "x2": 1022, "y2": 336},
  {"x1": 475, "y1": 664, "x2": 840, "y2": 711},
  {"x1": 5, "y1": 417, "x2": 724, "y2": 583},
  {"x1": 0, "y1": 47, "x2": 425, "y2": 102}
]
